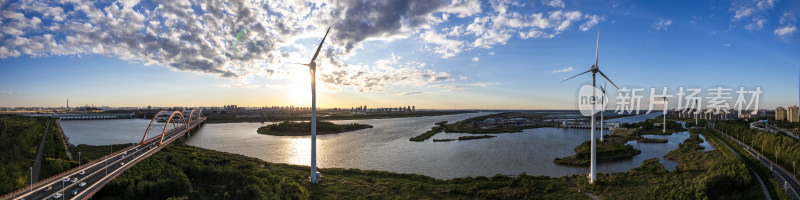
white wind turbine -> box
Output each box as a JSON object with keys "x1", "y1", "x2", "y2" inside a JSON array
[
  {"x1": 297, "y1": 27, "x2": 330, "y2": 184},
  {"x1": 561, "y1": 30, "x2": 620, "y2": 184},
  {"x1": 662, "y1": 97, "x2": 669, "y2": 133},
  {"x1": 599, "y1": 82, "x2": 607, "y2": 142}
]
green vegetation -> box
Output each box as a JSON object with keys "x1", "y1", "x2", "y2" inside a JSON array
[
  {"x1": 636, "y1": 138, "x2": 668, "y2": 143},
  {"x1": 256, "y1": 121, "x2": 372, "y2": 136},
  {"x1": 715, "y1": 119, "x2": 800, "y2": 182},
  {"x1": 709, "y1": 121, "x2": 794, "y2": 199},
  {"x1": 554, "y1": 135, "x2": 642, "y2": 167},
  {"x1": 0, "y1": 115, "x2": 46, "y2": 194},
  {"x1": 620, "y1": 118, "x2": 684, "y2": 134},
  {"x1": 410, "y1": 121, "x2": 448, "y2": 141},
  {"x1": 458, "y1": 135, "x2": 496, "y2": 140},
  {"x1": 574, "y1": 128, "x2": 762, "y2": 199},
  {"x1": 444, "y1": 112, "x2": 543, "y2": 133},
  {"x1": 431, "y1": 135, "x2": 497, "y2": 142},
  {"x1": 411, "y1": 112, "x2": 546, "y2": 142},
  {"x1": 72, "y1": 143, "x2": 136, "y2": 163},
  {"x1": 40, "y1": 120, "x2": 74, "y2": 178},
  {"x1": 94, "y1": 144, "x2": 587, "y2": 200},
  {"x1": 206, "y1": 110, "x2": 474, "y2": 123},
  {"x1": 0, "y1": 115, "x2": 73, "y2": 194}
]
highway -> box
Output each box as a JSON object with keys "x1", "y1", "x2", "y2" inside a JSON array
[
  {"x1": 711, "y1": 122, "x2": 800, "y2": 200},
  {"x1": 2, "y1": 116, "x2": 204, "y2": 200}
]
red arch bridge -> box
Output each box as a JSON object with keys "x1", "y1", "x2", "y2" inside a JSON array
[{"x1": 2, "y1": 110, "x2": 206, "y2": 200}]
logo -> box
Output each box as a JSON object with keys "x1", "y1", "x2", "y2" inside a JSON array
[{"x1": 577, "y1": 85, "x2": 607, "y2": 116}]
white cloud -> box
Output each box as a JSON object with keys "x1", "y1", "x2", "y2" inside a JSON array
[
  {"x1": 732, "y1": 7, "x2": 755, "y2": 21},
  {"x1": 489, "y1": 52, "x2": 495, "y2": 55},
  {"x1": 421, "y1": 30, "x2": 465, "y2": 58},
  {"x1": 724, "y1": 43, "x2": 731, "y2": 47},
  {"x1": 469, "y1": 82, "x2": 500, "y2": 87},
  {"x1": 774, "y1": 25, "x2": 797, "y2": 36},
  {"x1": 429, "y1": 84, "x2": 465, "y2": 91},
  {"x1": 652, "y1": 18, "x2": 672, "y2": 31},
  {"x1": 744, "y1": 17, "x2": 767, "y2": 30},
  {"x1": 397, "y1": 91, "x2": 424, "y2": 96},
  {"x1": 579, "y1": 14, "x2": 604, "y2": 31},
  {"x1": 472, "y1": 56, "x2": 479, "y2": 61},
  {"x1": 552, "y1": 66, "x2": 574, "y2": 73},
  {"x1": 542, "y1": 0, "x2": 565, "y2": 8}
]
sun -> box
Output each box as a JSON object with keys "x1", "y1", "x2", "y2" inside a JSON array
[{"x1": 285, "y1": 68, "x2": 313, "y2": 106}]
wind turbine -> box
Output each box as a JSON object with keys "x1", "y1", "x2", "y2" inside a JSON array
[
  {"x1": 661, "y1": 97, "x2": 668, "y2": 133},
  {"x1": 297, "y1": 27, "x2": 330, "y2": 184},
  {"x1": 561, "y1": 30, "x2": 620, "y2": 184},
  {"x1": 599, "y1": 82, "x2": 607, "y2": 142}
]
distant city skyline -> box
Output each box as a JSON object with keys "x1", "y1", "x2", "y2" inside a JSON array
[{"x1": 1, "y1": 0, "x2": 798, "y2": 109}]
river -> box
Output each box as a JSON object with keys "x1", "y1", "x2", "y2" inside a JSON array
[{"x1": 60, "y1": 111, "x2": 712, "y2": 179}]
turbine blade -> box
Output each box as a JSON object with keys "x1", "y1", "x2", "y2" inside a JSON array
[
  {"x1": 560, "y1": 70, "x2": 591, "y2": 83},
  {"x1": 295, "y1": 63, "x2": 311, "y2": 66},
  {"x1": 310, "y1": 27, "x2": 331, "y2": 63},
  {"x1": 595, "y1": 30, "x2": 599, "y2": 68},
  {"x1": 598, "y1": 70, "x2": 619, "y2": 90}
]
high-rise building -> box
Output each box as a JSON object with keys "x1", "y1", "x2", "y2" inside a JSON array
[
  {"x1": 788, "y1": 106, "x2": 799, "y2": 122},
  {"x1": 776, "y1": 107, "x2": 786, "y2": 121}
]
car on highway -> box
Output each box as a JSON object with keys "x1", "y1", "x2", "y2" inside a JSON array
[
  {"x1": 52, "y1": 193, "x2": 62, "y2": 199},
  {"x1": 62, "y1": 177, "x2": 69, "y2": 183},
  {"x1": 43, "y1": 186, "x2": 52, "y2": 192},
  {"x1": 77, "y1": 170, "x2": 85, "y2": 175},
  {"x1": 71, "y1": 178, "x2": 78, "y2": 183},
  {"x1": 120, "y1": 162, "x2": 125, "y2": 166},
  {"x1": 78, "y1": 182, "x2": 86, "y2": 187},
  {"x1": 72, "y1": 189, "x2": 78, "y2": 195}
]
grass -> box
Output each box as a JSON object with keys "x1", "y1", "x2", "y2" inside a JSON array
[
  {"x1": 256, "y1": 121, "x2": 373, "y2": 136},
  {"x1": 554, "y1": 135, "x2": 642, "y2": 167},
  {"x1": 409, "y1": 121, "x2": 448, "y2": 141}
]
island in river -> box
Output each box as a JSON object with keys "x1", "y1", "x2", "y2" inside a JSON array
[{"x1": 256, "y1": 121, "x2": 373, "y2": 136}]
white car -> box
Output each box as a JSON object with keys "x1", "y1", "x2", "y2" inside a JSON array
[
  {"x1": 72, "y1": 189, "x2": 78, "y2": 195},
  {"x1": 119, "y1": 162, "x2": 125, "y2": 166},
  {"x1": 52, "y1": 193, "x2": 62, "y2": 199},
  {"x1": 71, "y1": 178, "x2": 77, "y2": 183},
  {"x1": 78, "y1": 182, "x2": 86, "y2": 187},
  {"x1": 43, "y1": 186, "x2": 53, "y2": 192},
  {"x1": 62, "y1": 177, "x2": 69, "y2": 183}
]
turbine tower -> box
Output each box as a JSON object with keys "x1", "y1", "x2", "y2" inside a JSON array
[
  {"x1": 561, "y1": 30, "x2": 620, "y2": 184},
  {"x1": 297, "y1": 27, "x2": 330, "y2": 184},
  {"x1": 598, "y1": 82, "x2": 608, "y2": 142},
  {"x1": 662, "y1": 97, "x2": 669, "y2": 133}
]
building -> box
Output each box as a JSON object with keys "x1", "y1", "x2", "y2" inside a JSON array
[
  {"x1": 776, "y1": 107, "x2": 786, "y2": 121},
  {"x1": 788, "y1": 106, "x2": 799, "y2": 122}
]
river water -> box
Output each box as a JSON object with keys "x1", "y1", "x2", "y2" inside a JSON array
[{"x1": 60, "y1": 112, "x2": 712, "y2": 179}]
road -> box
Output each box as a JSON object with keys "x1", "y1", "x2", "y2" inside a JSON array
[
  {"x1": 31, "y1": 120, "x2": 52, "y2": 183},
  {"x1": 711, "y1": 122, "x2": 800, "y2": 200},
  {"x1": 3, "y1": 117, "x2": 204, "y2": 200}
]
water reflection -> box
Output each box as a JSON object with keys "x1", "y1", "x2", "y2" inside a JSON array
[{"x1": 61, "y1": 112, "x2": 712, "y2": 179}]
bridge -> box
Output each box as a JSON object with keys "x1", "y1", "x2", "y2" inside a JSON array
[{"x1": 1, "y1": 110, "x2": 205, "y2": 200}]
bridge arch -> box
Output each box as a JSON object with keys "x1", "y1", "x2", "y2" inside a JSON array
[{"x1": 140, "y1": 110, "x2": 189, "y2": 146}]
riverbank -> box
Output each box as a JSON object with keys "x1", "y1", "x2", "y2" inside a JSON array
[
  {"x1": 554, "y1": 135, "x2": 642, "y2": 167},
  {"x1": 256, "y1": 121, "x2": 372, "y2": 136},
  {"x1": 410, "y1": 112, "x2": 546, "y2": 141},
  {"x1": 205, "y1": 110, "x2": 475, "y2": 123},
  {"x1": 84, "y1": 126, "x2": 766, "y2": 199}
]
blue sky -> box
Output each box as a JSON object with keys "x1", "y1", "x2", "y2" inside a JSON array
[{"x1": 0, "y1": 0, "x2": 798, "y2": 110}]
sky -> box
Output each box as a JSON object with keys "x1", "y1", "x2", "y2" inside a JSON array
[{"x1": 0, "y1": 0, "x2": 798, "y2": 110}]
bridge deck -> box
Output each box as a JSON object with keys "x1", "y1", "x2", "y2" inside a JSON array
[{"x1": 1, "y1": 117, "x2": 205, "y2": 200}]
